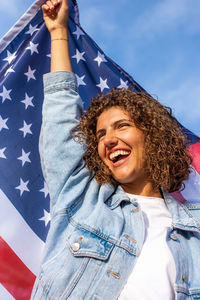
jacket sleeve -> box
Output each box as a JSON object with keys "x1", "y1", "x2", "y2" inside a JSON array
[{"x1": 39, "y1": 71, "x2": 86, "y2": 207}]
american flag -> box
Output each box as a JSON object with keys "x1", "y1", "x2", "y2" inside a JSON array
[{"x1": 0, "y1": 0, "x2": 199, "y2": 299}]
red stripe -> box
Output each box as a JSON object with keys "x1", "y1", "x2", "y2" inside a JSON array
[
  {"x1": 189, "y1": 141, "x2": 200, "y2": 174},
  {"x1": 170, "y1": 191, "x2": 186, "y2": 203},
  {"x1": 0, "y1": 236, "x2": 36, "y2": 300}
]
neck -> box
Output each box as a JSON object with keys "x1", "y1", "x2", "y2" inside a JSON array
[{"x1": 121, "y1": 181, "x2": 162, "y2": 198}]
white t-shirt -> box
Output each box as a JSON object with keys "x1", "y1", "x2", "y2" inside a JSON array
[{"x1": 118, "y1": 194, "x2": 176, "y2": 300}]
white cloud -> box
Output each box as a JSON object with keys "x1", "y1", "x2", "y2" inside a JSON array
[
  {"x1": 161, "y1": 78, "x2": 200, "y2": 117},
  {"x1": 0, "y1": 0, "x2": 34, "y2": 37},
  {"x1": 0, "y1": 1, "x2": 21, "y2": 17},
  {"x1": 78, "y1": 2, "x2": 117, "y2": 38},
  {"x1": 147, "y1": 73, "x2": 200, "y2": 135},
  {"x1": 129, "y1": 0, "x2": 200, "y2": 39}
]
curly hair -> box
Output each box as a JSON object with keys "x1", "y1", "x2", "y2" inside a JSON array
[{"x1": 72, "y1": 88, "x2": 192, "y2": 192}]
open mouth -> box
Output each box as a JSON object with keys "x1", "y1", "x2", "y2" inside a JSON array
[{"x1": 109, "y1": 150, "x2": 130, "y2": 163}]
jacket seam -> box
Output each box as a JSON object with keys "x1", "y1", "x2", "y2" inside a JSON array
[
  {"x1": 175, "y1": 285, "x2": 200, "y2": 295},
  {"x1": 61, "y1": 257, "x2": 90, "y2": 299},
  {"x1": 180, "y1": 202, "x2": 200, "y2": 229},
  {"x1": 67, "y1": 208, "x2": 137, "y2": 256}
]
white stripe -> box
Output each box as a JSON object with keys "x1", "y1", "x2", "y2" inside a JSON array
[
  {"x1": 0, "y1": 189, "x2": 44, "y2": 275},
  {"x1": 0, "y1": 0, "x2": 46, "y2": 53},
  {"x1": 181, "y1": 168, "x2": 200, "y2": 202},
  {"x1": 0, "y1": 284, "x2": 15, "y2": 300}
]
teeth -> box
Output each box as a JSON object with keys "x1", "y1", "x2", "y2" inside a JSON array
[{"x1": 109, "y1": 150, "x2": 130, "y2": 161}]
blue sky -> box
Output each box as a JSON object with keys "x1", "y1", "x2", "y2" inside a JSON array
[{"x1": 1, "y1": 0, "x2": 200, "y2": 135}]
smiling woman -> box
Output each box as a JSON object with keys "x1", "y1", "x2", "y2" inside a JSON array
[
  {"x1": 72, "y1": 88, "x2": 191, "y2": 194},
  {"x1": 96, "y1": 107, "x2": 147, "y2": 194}
]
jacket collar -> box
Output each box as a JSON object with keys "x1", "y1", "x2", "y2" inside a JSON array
[
  {"x1": 104, "y1": 184, "x2": 130, "y2": 209},
  {"x1": 104, "y1": 184, "x2": 200, "y2": 233},
  {"x1": 163, "y1": 190, "x2": 200, "y2": 233}
]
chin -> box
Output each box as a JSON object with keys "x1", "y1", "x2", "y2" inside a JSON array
[{"x1": 112, "y1": 175, "x2": 132, "y2": 185}]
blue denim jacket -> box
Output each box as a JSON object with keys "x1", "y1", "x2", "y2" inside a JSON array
[{"x1": 31, "y1": 71, "x2": 200, "y2": 300}]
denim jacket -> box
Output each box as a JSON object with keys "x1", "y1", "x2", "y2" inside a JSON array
[{"x1": 31, "y1": 71, "x2": 200, "y2": 300}]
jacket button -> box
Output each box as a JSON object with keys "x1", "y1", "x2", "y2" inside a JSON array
[
  {"x1": 72, "y1": 242, "x2": 80, "y2": 252},
  {"x1": 170, "y1": 233, "x2": 178, "y2": 241},
  {"x1": 182, "y1": 274, "x2": 187, "y2": 282}
]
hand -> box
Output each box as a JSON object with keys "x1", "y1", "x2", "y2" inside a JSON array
[{"x1": 42, "y1": 0, "x2": 69, "y2": 34}]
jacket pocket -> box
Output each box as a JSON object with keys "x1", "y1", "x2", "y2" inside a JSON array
[
  {"x1": 35, "y1": 227, "x2": 114, "y2": 299},
  {"x1": 67, "y1": 227, "x2": 114, "y2": 260},
  {"x1": 176, "y1": 286, "x2": 200, "y2": 299}
]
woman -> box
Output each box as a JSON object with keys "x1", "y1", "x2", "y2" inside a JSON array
[{"x1": 31, "y1": 0, "x2": 200, "y2": 299}]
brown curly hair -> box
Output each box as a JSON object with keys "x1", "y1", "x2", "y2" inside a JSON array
[{"x1": 72, "y1": 88, "x2": 192, "y2": 192}]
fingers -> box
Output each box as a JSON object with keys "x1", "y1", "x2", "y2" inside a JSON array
[
  {"x1": 42, "y1": 0, "x2": 62, "y2": 12},
  {"x1": 42, "y1": 0, "x2": 69, "y2": 32}
]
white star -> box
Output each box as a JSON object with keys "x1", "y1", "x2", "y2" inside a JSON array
[
  {"x1": 25, "y1": 24, "x2": 39, "y2": 36},
  {"x1": 94, "y1": 51, "x2": 107, "y2": 67},
  {"x1": 0, "y1": 147, "x2": 6, "y2": 159},
  {"x1": 72, "y1": 49, "x2": 86, "y2": 63},
  {"x1": 17, "y1": 149, "x2": 31, "y2": 166},
  {"x1": 21, "y1": 93, "x2": 34, "y2": 109},
  {"x1": 96, "y1": 77, "x2": 109, "y2": 92},
  {"x1": 15, "y1": 178, "x2": 30, "y2": 196},
  {"x1": 40, "y1": 181, "x2": 49, "y2": 198},
  {"x1": 0, "y1": 86, "x2": 12, "y2": 103},
  {"x1": 39, "y1": 209, "x2": 51, "y2": 227},
  {"x1": 72, "y1": 26, "x2": 85, "y2": 40},
  {"x1": 3, "y1": 50, "x2": 17, "y2": 64},
  {"x1": 19, "y1": 121, "x2": 32, "y2": 137},
  {"x1": 75, "y1": 74, "x2": 86, "y2": 86},
  {"x1": 26, "y1": 41, "x2": 39, "y2": 55},
  {"x1": 46, "y1": 53, "x2": 51, "y2": 58},
  {"x1": 118, "y1": 79, "x2": 129, "y2": 89},
  {"x1": 0, "y1": 115, "x2": 9, "y2": 131},
  {"x1": 4, "y1": 66, "x2": 15, "y2": 76},
  {"x1": 24, "y1": 66, "x2": 36, "y2": 82}
]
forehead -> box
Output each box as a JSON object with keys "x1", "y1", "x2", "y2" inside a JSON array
[{"x1": 96, "y1": 106, "x2": 131, "y2": 130}]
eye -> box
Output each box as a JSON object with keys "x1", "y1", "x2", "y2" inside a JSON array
[
  {"x1": 96, "y1": 130, "x2": 106, "y2": 141},
  {"x1": 118, "y1": 122, "x2": 130, "y2": 129}
]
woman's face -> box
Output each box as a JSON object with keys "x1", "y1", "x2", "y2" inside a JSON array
[{"x1": 96, "y1": 106, "x2": 148, "y2": 190}]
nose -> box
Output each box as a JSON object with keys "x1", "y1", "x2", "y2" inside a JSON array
[{"x1": 103, "y1": 133, "x2": 118, "y2": 149}]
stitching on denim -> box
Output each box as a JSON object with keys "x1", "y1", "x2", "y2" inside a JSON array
[
  {"x1": 172, "y1": 223, "x2": 200, "y2": 233},
  {"x1": 180, "y1": 203, "x2": 200, "y2": 229},
  {"x1": 66, "y1": 237, "x2": 113, "y2": 260},
  {"x1": 184, "y1": 202, "x2": 200, "y2": 210},
  {"x1": 83, "y1": 259, "x2": 104, "y2": 298},
  {"x1": 40, "y1": 246, "x2": 70, "y2": 298},
  {"x1": 60, "y1": 257, "x2": 90, "y2": 299},
  {"x1": 67, "y1": 208, "x2": 114, "y2": 242},
  {"x1": 67, "y1": 197, "x2": 83, "y2": 212},
  {"x1": 67, "y1": 209, "x2": 137, "y2": 255},
  {"x1": 106, "y1": 270, "x2": 120, "y2": 279},
  {"x1": 173, "y1": 222, "x2": 200, "y2": 233},
  {"x1": 130, "y1": 207, "x2": 139, "y2": 213},
  {"x1": 109, "y1": 196, "x2": 130, "y2": 209},
  {"x1": 118, "y1": 239, "x2": 137, "y2": 255},
  {"x1": 176, "y1": 285, "x2": 200, "y2": 295},
  {"x1": 44, "y1": 82, "x2": 78, "y2": 94},
  {"x1": 124, "y1": 234, "x2": 136, "y2": 243}
]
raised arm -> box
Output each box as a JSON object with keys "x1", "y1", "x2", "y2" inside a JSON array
[
  {"x1": 42, "y1": 0, "x2": 72, "y2": 72},
  {"x1": 40, "y1": 0, "x2": 87, "y2": 211}
]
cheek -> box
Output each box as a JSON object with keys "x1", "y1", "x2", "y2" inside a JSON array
[{"x1": 97, "y1": 143, "x2": 104, "y2": 160}]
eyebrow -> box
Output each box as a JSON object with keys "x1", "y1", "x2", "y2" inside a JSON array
[{"x1": 96, "y1": 118, "x2": 132, "y2": 137}]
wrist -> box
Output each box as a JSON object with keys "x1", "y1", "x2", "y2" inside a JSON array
[{"x1": 50, "y1": 27, "x2": 68, "y2": 39}]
